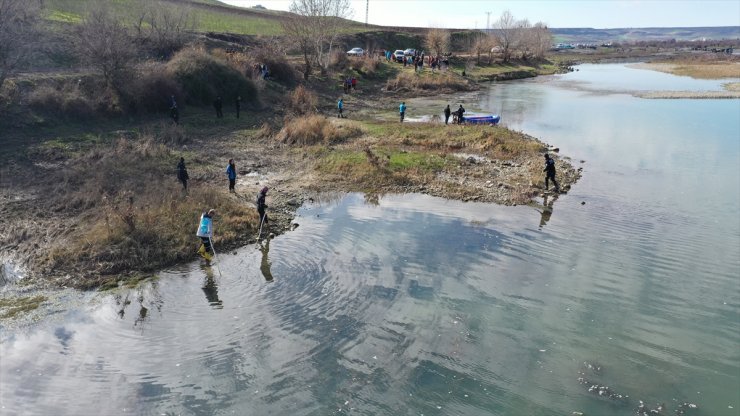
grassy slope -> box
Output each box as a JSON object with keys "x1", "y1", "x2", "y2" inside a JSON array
[{"x1": 43, "y1": 0, "x2": 369, "y2": 35}]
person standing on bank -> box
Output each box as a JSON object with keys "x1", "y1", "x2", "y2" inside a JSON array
[
  {"x1": 337, "y1": 98, "x2": 344, "y2": 118},
  {"x1": 456, "y1": 104, "x2": 465, "y2": 124},
  {"x1": 235, "y1": 95, "x2": 241, "y2": 119},
  {"x1": 196, "y1": 209, "x2": 216, "y2": 262},
  {"x1": 399, "y1": 101, "x2": 406, "y2": 122},
  {"x1": 543, "y1": 153, "x2": 560, "y2": 192},
  {"x1": 226, "y1": 159, "x2": 236, "y2": 193},
  {"x1": 177, "y1": 157, "x2": 189, "y2": 192},
  {"x1": 444, "y1": 105, "x2": 451, "y2": 125},
  {"x1": 214, "y1": 96, "x2": 223, "y2": 118},
  {"x1": 256, "y1": 187, "x2": 269, "y2": 236}
]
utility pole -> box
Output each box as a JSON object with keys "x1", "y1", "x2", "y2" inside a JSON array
[
  {"x1": 365, "y1": 0, "x2": 369, "y2": 26},
  {"x1": 486, "y1": 11, "x2": 491, "y2": 34}
]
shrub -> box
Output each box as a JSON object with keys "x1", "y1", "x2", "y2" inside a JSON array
[
  {"x1": 288, "y1": 85, "x2": 317, "y2": 115},
  {"x1": 28, "y1": 84, "x2": 97, "y2": 119},
  {"x1": 329, "y1": 50, "x2": 349, "y2": 70},
  {"x1": 126, "y1": 64, "x2": 184, "y2": 114},
  {"x1": 386, "y1": 71, "x2": 473, "y2": 92},
  {"x1": 167, "y1": 46, "x2": 257, "y2": 106},
  {"x1": 276, "y1": 115, "x2": 361, "y2": 146},
  {"x1": 358, "y1": 56, "x2": 381, "y2": 77}
]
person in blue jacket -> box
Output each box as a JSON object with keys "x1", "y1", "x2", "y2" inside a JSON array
[
  {"x1": 399, "y1": 101, "x2": 406, "y2": 122},
  {"x1": 196, "y1": 209, "x2": 216, "y2": 262},
  {"x1": 337, "y1": 98, "x2": 344, "y2": 118},
  {"x1": 226, "y1": 159, "x2": 236, "y2": 193}
]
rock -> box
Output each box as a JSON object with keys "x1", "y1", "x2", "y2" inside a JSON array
[
  {"x1": 466, "y1": 156, "x2": 476, "y2": 164},
  {"x1": 287, "y1": 199, "x2": 300, "y2": 207},
  {"x1": 269, "y1": 233, "x2": 275, "y2": 239},
  {"x1": 581, "y1": 201, "x2": 586, "y2": 205},
  {"x1": 291, "y1": 223, "x2": 300, "y2": 230},
  {"x1": 580, "y1": 160, "x2": 585, "y2": 163}
]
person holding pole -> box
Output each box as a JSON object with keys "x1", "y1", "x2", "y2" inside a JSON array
[
  {"x1": 256, "y1": 187, "x2": 269, "y2": 239},
  {"x1": 196, "y1": 209, "x2": 216, "y2": 262}
]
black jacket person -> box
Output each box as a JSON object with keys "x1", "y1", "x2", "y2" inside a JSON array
[
  {"x1": 456, "y1": 105, "x2": 465, "y2": 124},
  {"x1": 177, "y1": 157, "x2": 189, "y2": 190},
  {"x1": 444, "y1": 105, "x2": 451, "y2": 125},
  {"x1": 257, "y1": 187, "x2": 269, "y2": 225},
  {"x1": 544, "y1": 154, "x2": 560, "y2": 192}
]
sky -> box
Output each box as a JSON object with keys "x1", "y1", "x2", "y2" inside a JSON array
[{"x1": 220, "y1": 0, "x2": 740, "y2": 29}]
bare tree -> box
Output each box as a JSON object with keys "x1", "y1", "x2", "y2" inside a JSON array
[
  {"x1": 133, "y1": 1, "x2": 195, "y2": 57},
  {"x1": 284, "y1": 0, "x2": 352, "y2": 75},
  {"x1": 471, "y1": 33, "x2": 493, "y2": 65},
  {"x1": 0, "y1": 0, "x2": 40, "y2": 90},
  {"x1": 493, "y1": 10, "x2": 516, "y2": 63},
  {"x1": 529, "y1": 22, "x2": 552, "y2": 59},
  {"x1": 73, "y1": 5, "x2": 137, "y2": 93},
  {"x1": 281, "y1": 13, "x2": 315, "y2": 80},
  {"x1": 424, "y1": 28, "x2": 450, "y2": 57},
  {"x1": 514, "y1": 19, "x2": 532, "y2": 60}
]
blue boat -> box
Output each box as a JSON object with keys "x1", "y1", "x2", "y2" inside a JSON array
[{"x1": 463, "y1": 114, "x2": 501, "y2": 125}]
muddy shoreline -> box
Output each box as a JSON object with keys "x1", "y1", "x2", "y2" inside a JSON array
[{"x1": 0, "y1": 66, "x2": 585, "y2": 294}]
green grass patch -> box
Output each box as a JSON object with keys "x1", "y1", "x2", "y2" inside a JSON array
[
  {"x1": 387, "y1": 151, "x2": 446, "y2": 171},
  {"x1": 0, "y1": 295, "x2": 47, "y2": 319}
]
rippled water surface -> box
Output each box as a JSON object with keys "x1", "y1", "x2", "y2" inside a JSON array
[{"x1": 2, "y1": 64, "x2": 739, "y2": 416}]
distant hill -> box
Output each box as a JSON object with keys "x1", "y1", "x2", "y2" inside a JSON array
[{"x1": 551, "y1": 26, "x2": 740, "y2": 43}]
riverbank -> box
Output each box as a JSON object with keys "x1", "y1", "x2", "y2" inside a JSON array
[{"x1": 0, "y1": 51, "x2": 584, "y2": 293}]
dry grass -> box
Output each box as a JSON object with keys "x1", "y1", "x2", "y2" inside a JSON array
[
  {"x1": 36, "y1": 135, "x2": 257, "y2": 286},
  {"x1": 315, "y1": 121, "x2": 547, "y2": 193},
  {"x1": 636, "y1": 61, "x2": 740, "y2": 79},
  {"x1": 275, "y1": 115, "x2": 362, "y2": 146},
  {"x1": 288, "y1": 85, "x2": 318, "y2": 115},
  {"x1": 386, "y1": 71, "x2": 474, "y2": 92},
  {"x1": 28, "y1": 84, "x2": 111, "y2": 119}
]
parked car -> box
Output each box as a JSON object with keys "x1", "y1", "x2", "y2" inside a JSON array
[
  {"x1": 393, "y1": 49, "x2": 405, "y2": 62},
  {"x1": 403, "y1": 48, "x2": 417, "y2": 56},
  {"x1": 347, "y1": 47, "x2": 364, "y2": 57}
]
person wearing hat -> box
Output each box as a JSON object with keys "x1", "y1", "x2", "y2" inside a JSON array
[
  {"x1": 543, "y1": 153, "x2": 560, "y2": 193},
  {"x1": 196, "y1": 209, "x2": 217, "y2": 262},
  {"x1": 226, "y1": 159, "x2": 237, "y2": 193},
  {"x1": 256, "y1": 187, "x2": 269, "y2": 229}
]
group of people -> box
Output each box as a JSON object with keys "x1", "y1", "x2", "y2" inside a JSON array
[
  {"x1": 343, "y1": 77, "x2": 357, "y2": 93},
  {"x1": 443, "y1": 104, "x2": 466, "y2": 125},
  {"x1": 177, "y1": 156, "x2": 271, "y2": 262}
]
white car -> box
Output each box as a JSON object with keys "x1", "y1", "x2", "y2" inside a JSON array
[{"x1": 347, "y1": 47, "x2": 364, "y2": 57}]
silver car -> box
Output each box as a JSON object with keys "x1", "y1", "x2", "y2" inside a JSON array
[{"x1": 347, "y1": 47, "x2": 364, "y2": 57}]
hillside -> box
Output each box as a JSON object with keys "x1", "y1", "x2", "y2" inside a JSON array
[
  {"x1": 551, "y1": 26, "x2": 740, "y2": 43},
  {"x1": 44, "y1": 0, "x2": 371, "y2": 35}
]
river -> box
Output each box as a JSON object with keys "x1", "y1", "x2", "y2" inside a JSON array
[{"x1": 1, "y1": 64, "x2": 739, "y2": 416}]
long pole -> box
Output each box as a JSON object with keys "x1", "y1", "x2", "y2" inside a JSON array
[
  {"x1": 257, "y1": 213, "x2": 266, "y2": 240},
  {"x1": 209, "y1": 237, "x2": 223, "y2": 277}
]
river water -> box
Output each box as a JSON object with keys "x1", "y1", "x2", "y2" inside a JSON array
[{"x1": 1, "y1": 64, "x2": 739, "y2": 416}]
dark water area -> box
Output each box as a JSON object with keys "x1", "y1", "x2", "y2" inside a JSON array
[{"x1": 1, "y1": 64, "x2": 739, "y2": 416}]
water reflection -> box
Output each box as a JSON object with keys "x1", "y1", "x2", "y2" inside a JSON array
[
  {"x1": 201, "y1": 265, "x2": 223, "y2": 308},
  {"x1": 258, "y1": 238, "x2": 274, "y2": 282},
  {"x1": 538, "y1": 194, "x2": 555, "y2": 228}
]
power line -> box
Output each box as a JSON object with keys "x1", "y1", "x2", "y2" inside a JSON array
[{"x1": 486, "y1": 11, "x2": 491, "y2": 34}]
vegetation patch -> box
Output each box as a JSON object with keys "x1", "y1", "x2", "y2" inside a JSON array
[
  {"x1": 386, "y1": 71, "x2": 474, "y2": 92},
  {"x1": 31, "y1": 135, "x2": 259, "y2": 288},
  {"x1": 0, "y1": 295, "x2": 47, "y2": 319},
  {"x1": 276, "y1": 116, "x2": 362, "y2": 146},
  {"x1": 167, "y1": 47, "x2": 257, "y2": 106}
]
